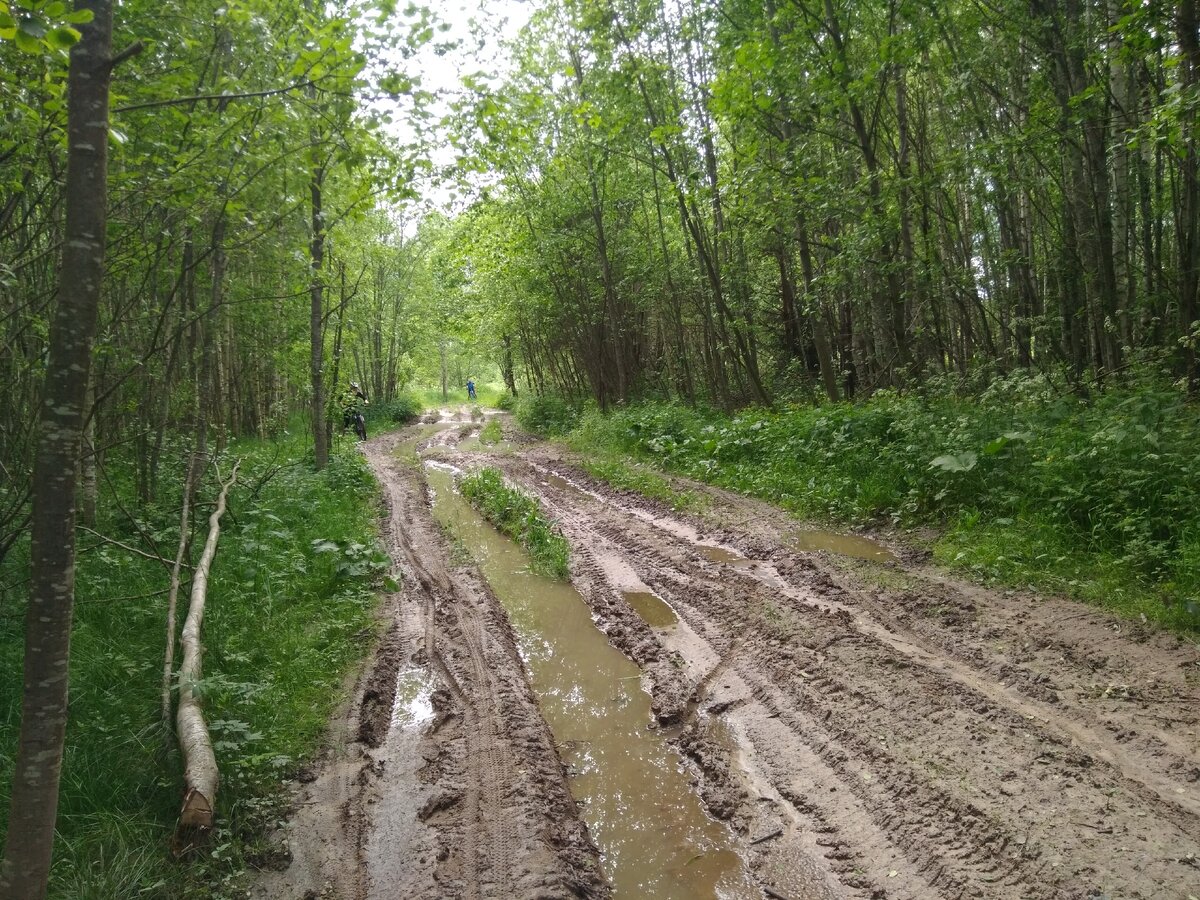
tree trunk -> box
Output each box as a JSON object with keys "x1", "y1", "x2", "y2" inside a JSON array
[
  {"x1": 0, "y1": 3, "x2": 116, "y2": 896},
  {"x1": 310, "y1": 167, "x2": 328, "y2": 469},
  {"x1": 1178, "y1": 0, "x2": 1200, "y2": 392},
  {"x1": 79, "y1": 376, "x2": 98, "y2": 528}
]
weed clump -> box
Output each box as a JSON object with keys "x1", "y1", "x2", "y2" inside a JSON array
[
  {"x1": 479, "y1": 419, "x2": 503, "y2": 444},
  {"x1": 460, "y1": 467, "x2": 570, "y2": 579}
]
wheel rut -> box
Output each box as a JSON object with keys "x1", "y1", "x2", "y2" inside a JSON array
[{"x1": 478, "y1": 448, "x2": 1200, "y2": 900}]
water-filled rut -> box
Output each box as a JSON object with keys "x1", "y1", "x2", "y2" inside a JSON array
[{"x1": 425, "y1": 464, "x2": 756, "y2": 900}]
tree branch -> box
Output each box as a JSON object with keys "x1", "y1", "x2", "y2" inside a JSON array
[{"x1": 113, "y1": 80, "x2": 314, "y2": 114}]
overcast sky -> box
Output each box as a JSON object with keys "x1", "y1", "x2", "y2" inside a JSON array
[{"x1": 375, "y1": 0, "x2": 534, "y2": 212}]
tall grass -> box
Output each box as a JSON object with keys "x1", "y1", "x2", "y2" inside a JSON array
[
  {"x1": 0, "y1": 429, "x2": 389, "y2": 897},
  {"x1": 559, "y1": 375, "x2": 1200, "y2": 632},
  {"x1": 459, "y1": 468, "x2": 570, "y2": 580}
]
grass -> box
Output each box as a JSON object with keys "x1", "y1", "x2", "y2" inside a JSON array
[
  {"x1": 572, "y1": 452, "x2": 706, "y2": 513},
  {"x1": 459, "y1": 468, "x2": 570, "y2": 580},
  {"x1": 414, "y1": 380, "x2": 509, "y2": 410},
  {"x1": 535, "y1": 374, "x2": 1200, "y2": 634},
  {"x1": 478, "y1": 419, "x2": 503, "y2": 445},
  {"x1": 0, "y1": 427, "x2": 389, "y2": 898}
]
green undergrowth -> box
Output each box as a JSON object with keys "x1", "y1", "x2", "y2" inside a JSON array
[
  {"x1": 514, "y1": 393, "x2": 581, "y2": 436},
  {"x1": 577, "y1": 454, "x2": 707, "y2": 514},
  {"x1": 0, "y1": 430, "x2": 390, "y2": 898},
  {"x1": 459, "y1": 467, "x2": 570, "y2": 579},
  {"x1": 478, "y1": 418, "x2": 503, "y2": 445},
  {"x1": 363, "y1": 391, "x2": 422, "y2": 430},
  {"x1": 551, "y1": 375, "x2": 1200, "y2": 634},
  {"x1": 415, "y1": 380, "x2": 508, "y2": 409}
]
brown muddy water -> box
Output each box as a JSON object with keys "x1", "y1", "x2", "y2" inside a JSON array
[
  {"x1": 790, "y1": 530, "x2": 895, "y2": 562},
  {"x1": 698, "y1": 546, "x2": 756, "y2": 567},
  {"x1": 425, "y1": 465, "x2": 756, "y2": 900},
  {"x1": 622, "y1": 590, "x2": 679, "y2": 628},
  {"x1": 390, "y1": 669, "x2": 435, "y2": 731}
]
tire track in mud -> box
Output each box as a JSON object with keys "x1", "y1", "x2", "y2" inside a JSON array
[
  {"x1": 256, "y1": 422, "x2": 607, "y2": 900},
  {"x1": 487, "y1": 453, "x2": 1200, "y2": 900},
  {"x1": 362, "y1": 430, "x2": 607, "y2": 900}
]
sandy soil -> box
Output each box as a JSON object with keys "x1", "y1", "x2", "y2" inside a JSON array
[{"x1": 254, "y1": 414, "x2": 1199, "y2": 899}]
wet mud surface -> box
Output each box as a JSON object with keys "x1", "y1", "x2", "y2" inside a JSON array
[{"x1": 255, "y1": 412, "x2": 1200, "y2": 899}]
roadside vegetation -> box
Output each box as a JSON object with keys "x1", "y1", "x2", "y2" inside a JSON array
[
  {"x1": 0, "y1": 432, "x2": 390, "y2": 898},
  {"x1": 363, "y1": 392, "x2": 423, "y2": 433},
  {"x1": 460, "y1": 468, "x2": 570, "y2": 580},
  {"x1": 518, "y1": 378, "x2": 1200, "y2": 633},
  {"x1": 574, "y1": 456, "x2": 706, "y2": 514}
]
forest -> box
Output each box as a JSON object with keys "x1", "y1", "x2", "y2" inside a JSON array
[{"x1": 1, "y1": 0, "x2": 1199, "y2": 897}]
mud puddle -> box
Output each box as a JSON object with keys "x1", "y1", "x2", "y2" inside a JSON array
[
  {"x1": 390, "y1": 669, "x2": 435, "y2": 731},
  {"x1": 698, "y1": 546, "x2": 757, "y2": 568},
  {"x1": 623, "y1": 590, "x2": 678, "y2": 628},
  {"x1": 789, "y1": 530, "x2": 895, "y2": 562},
  {"x1": 426, "y1": 465, "x2": 756, "y2": 899}
]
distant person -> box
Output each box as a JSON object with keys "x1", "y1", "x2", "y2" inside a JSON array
[
  {"x1": 466, "y1": 378, "x2": 477, "y2": 401},
  {"x1": 341, "y1": 381, "x2": 368, "y2": 440}
]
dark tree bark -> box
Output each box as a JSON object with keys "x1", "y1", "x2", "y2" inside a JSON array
[{"x1": 0, "y1": 3, "x2": 119, "y2": 897}]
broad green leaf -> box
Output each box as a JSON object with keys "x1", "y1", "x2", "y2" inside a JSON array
[
  {"x1": 13, "y1": 26, "x2": 39, "y2": 52},
  {"x1": 929, "y1": 452, "x2": 978, "y2": 473},
  {"x1": 45, "y1": 24, "x2": 78, "y2": 49},
  {"x1": 16, "y1": 12, "x2": 45, "y2": 37}
]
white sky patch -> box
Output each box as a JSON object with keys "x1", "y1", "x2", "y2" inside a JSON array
[{"x1": 365, "y1": 0, "x2": 533, "y2": 215}]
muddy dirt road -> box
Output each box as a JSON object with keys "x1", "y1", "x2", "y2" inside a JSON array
[{"x1": 256, "y1": 411, "x2": 1200, "y2": 900}]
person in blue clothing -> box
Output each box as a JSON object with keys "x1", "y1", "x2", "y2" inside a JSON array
[{"x1": 466, "y1": 378, "x2": 477, "y2": 401}]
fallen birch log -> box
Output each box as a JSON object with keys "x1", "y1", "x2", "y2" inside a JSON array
[
  {"x1": 162, "y1": 452, "x2": 200, "y2": 728},
  {"x1": 173, "y1": 459, "x2": 239, "y2": 852}
]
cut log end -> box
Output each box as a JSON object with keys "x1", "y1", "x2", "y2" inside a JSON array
[{"x1": 171, "y1": 787, "x2": 214, "y2": 857}]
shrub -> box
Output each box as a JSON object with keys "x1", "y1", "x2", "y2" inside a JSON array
[
  {"x1": 364, "y1": 392, "x2": 422, "y2": 428},
  {"x1": 514, "y1": 394, "x2": 580, "y2": 436}
]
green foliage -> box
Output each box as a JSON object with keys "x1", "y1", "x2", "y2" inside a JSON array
[
  {"x1": 570, "y1": 446, "x2": 704, "y2": 513},
  {"x1": 459, "y1": 467, "x2": 569, "y2": 580},
  {"x1": 365, "y1": 392, "x2": 423, "y2": 428},
  {"x1": 478, "y1": 418, "x2": 502, "y2": 445},
  {"x1": 0, "y1": 431, "x2": 387, "y2": 897},
  {"x1": 494, "y1": 392, "x2": 517, "y2": 411},
  {"x1": 514, "y1": 394, "x2": 580, "y2": 437},
  {"x1": 569, "y1": 377, "x2": 1200, "y2": 632}
]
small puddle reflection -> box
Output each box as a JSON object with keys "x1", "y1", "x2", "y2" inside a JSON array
[
  {"x1": 699, "y1": 546, "x2": 755, "y2": 568},
  {"x1": 391, "y1": 668, "x2": 434, "y2": 731},
  {"x1": 791, "y1": 530, "x2": 896, "y2": 562},
  {"x1": 546, "y1": 473, "x2": 577, "y2": 493},
  {"x1": 623, "y1": 591, "x2": 678, "y2": 629},
  {"x1": 426, "y1": 465, "x2": 755, "y2": 899}
]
